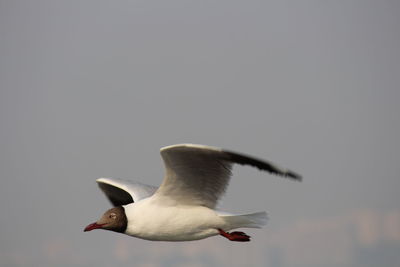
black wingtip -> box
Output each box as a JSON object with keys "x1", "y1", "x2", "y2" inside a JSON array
[
  {"x1": 285, "y1": 171, "x2": 302, "y2": 181},
  {"x1": 223, "y1": 150, "x2": 302, "y2": 182}
]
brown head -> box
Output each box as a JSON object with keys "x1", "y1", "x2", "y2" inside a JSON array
[{"x1": 84, "y1": 206, "x2": 128, "y2": 233}]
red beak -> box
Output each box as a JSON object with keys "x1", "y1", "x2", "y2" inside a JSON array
[{"x1": 84, "y1": 222, "x2": 105, "y2": 232}]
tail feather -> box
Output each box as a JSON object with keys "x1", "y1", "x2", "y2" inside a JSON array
[{"x1": 218, "y1": 211, "x2": 268, "y2": 230}]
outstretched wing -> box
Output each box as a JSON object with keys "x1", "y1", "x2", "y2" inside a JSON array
[
  {"x1": 152, "y1": 144, "x2": 301, "y2": 208},
  {"x1": 97, "y1": 177, "x2": 158, "y2": 206}
]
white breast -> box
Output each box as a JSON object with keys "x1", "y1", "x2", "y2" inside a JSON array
[{"x1": 123, "y1": 198, "x2": 225, "y2": 241}]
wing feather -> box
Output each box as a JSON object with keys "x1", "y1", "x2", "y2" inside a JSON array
[
  {"x1": 153, "y1": 144, "x2": 301, "y2": 208},
  {"x1": 97, "y1": 177, "x2": 158, "y2": 206}
]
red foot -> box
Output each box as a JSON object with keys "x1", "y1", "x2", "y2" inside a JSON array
[{"x1": 218, "y1": 229, "x2": 251, "y2": 242}]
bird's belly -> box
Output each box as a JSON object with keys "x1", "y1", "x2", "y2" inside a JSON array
[{"x1": 125, "y1": 205, "x2": 223, "y2": 241}]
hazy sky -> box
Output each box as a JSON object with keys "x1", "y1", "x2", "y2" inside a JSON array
[{"x1": 1, "y1": 1, "x2": 399, "y2": 266}]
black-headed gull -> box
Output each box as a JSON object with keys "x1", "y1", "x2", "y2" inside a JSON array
[{"x1": 84, "y1": 144, "x2": 301, "y2": 242}]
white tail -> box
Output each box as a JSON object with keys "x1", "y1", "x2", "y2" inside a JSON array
[{"x1": 218, "y1": 211, "x2": 268, "y2": 230}]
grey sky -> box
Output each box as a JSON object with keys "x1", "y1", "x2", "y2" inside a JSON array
[{"x1": 1, "y1": 0, "x2": 399, "y2": 266}]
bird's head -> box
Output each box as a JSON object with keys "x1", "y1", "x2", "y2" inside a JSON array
[{"x1": 84, "y1": 206, "x2": 127, "y2": 233}]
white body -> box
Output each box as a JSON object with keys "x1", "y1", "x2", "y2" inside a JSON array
[{"x1": 124, "y1": 197, "x2": 267, "y2": 241}]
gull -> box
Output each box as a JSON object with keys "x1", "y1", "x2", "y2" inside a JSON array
[{"x1": 84, "y1": 144, "x2": 301, "y2": 242}]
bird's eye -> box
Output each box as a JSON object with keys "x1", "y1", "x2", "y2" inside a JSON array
[{"x1": 109, "y1": 213, "x2": 117, "y2": 219}]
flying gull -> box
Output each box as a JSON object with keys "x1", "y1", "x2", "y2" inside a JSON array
[{"x1": 84, "y1": 144, "x2": 301, "y2": 242}]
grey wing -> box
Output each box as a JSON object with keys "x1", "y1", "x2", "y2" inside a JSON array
[
  {"x1": 152, "y1": 144, "x2": 302, "y2": 209},
  {"x1": 96, "y1": 177, "x2": 158, "y2": 206}
]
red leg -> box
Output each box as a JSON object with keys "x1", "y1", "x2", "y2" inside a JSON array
[{"x1": 218, "y1": 229, "x2": 250, "y2": 242}]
